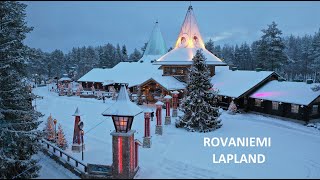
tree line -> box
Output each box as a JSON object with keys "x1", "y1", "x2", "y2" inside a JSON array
[
  {"x1": 205, "y1": 22, "x2": 320, "y2": 82},
  {"x1": 27, "y1": 44, "x2": 145, "y2": 82}
]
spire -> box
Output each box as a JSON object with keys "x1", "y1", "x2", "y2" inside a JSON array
[
  {"x1": 72, "y1": 107, "x2": 82, "y2": 116},
  {"x1": 174, "y1": 5, "x2": 205, "y2": 49},
  {"x1": 142, "y1": 21, "x2": 167, "y2": 57}
]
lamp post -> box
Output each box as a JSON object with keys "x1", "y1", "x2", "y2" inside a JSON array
[
  {"x1": 81, "y1": 130, "x2": 84, "y2": 161},
  {"x1": 171, "y1": 91, "x2": 179, "y2": 117},
  {"x1": 72, "y1": 107, "x2": 85, "y2": 152},
  {"x1": 53, "y1": 119, "x2": 57, "y2": 143},
  {"x1": 143, "y1": 109, "x2": 152, "y2": 148},
  {"x1": 102, "y1": 84, "x2": 143, "y2": 179},
  {"x1": 164, "y1": 95, "x2": 172, "y2": 125},
  {"x1": 155, "y1": 101, "x2": 164, "y2": 135}
]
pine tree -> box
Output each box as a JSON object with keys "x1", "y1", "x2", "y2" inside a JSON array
[
  {"x1": 0, "y1": 2, "x2": 42, "y2": 178},
  {"x1": 257, "y1": 21, "x2": 288, "y2": 71},
  {"x1": 227, "y1": 100, "x2": 237, "y2": 115},
  {"x1": 205, "y1": 39, "x2": 215, "y2": 54},
  {"x1": 136, "y1": 86, "x2": 143, "y2": 105},
  {"x1": 43, "y1": 114, "x2": 55, "y2": 141},
  {"x1": 121, "y1": 45, "x2": 128, "y2": 62},
  {"x1": 129, "y1": 48, "x2": 142, "y2": 62},
  {"x1": 175, "y1": 49, "x2": 222, "y2": 132},
  {"x1": 57, "y1": 124, "x2": 68, "y2": 150}
]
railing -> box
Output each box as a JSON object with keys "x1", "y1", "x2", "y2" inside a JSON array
[{"x1": 39, "y1": 139, "x2": 87, "y2": 173}]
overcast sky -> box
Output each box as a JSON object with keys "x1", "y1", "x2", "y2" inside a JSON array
[{"x1": 23, "y1": 1, "x2": 320, "y2": 54}]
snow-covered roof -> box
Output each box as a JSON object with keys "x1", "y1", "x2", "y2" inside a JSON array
[
  {"x1": 77, "y1": 68, "x2": 110, "y2": 83},
  {"x1": 139, "y1": 21, "x2": 167, "y2": 63},
  {"x1": 141, "y1": 74, "x2": 186, "y2": 91},
  {"x1": 211, "y1": 69, "x2": 277, "y2": 98},
  {"x1": 58, "y1": 77, "x2": 72, "y2": 82},
  {"x1": 72, "y1": 107, "x2": 82, "y2": 116},
  {"x1": 153, "y1": 6, "x2": 226, "y2": 66},
  {"x1": 250, "y1": 80, "x2": 320, "y2": 106},
  {"x1": 102, "y1": 85, "x2": 143, "y2": 116},
  {"x1": 154, "y1": 48, "x2": 226, "y2": 65},
  {"x1": 77, "y1": 62, "x2": 185, "y2": 90}
]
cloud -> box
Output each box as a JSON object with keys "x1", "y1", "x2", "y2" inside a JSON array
[{"x1": 205, "y1": 32, "x2": 233, "y2": 42}]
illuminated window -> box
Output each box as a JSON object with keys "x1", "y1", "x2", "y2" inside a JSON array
[
  {"x1": 255, "y1": 99, "x2": 261, "y2": 107},
  {"x1": 272, "y1": 101, "x2": 279, "y2": 110},
  {"x1": 291, "y1": 104, "x2": 299, "y2": 113},
  {"x1": 312, "y1": 105, "x2": 318, "y2": 114}
]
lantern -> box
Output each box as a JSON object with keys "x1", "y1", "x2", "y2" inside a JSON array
[
  {"x1": 112, "y1": 116, "x2": 134, "y2": 133},
  {"x1": 102, "y1": 84, "x2": 143, "y2": 179}
]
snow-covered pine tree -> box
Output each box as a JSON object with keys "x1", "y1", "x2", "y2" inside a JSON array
[
  {"x1": 0, "y1": 1, "x2": 42, "y2": 178},
  {"x1": 136, "y1": 86, "x2": 143, "y2": 105},
  {"x1": 57, "y1": 124, "x2": 68, "y2": 150},
  {"x1": 205, "y1": 38, "x2": 215, "y2": 54},
  {"x1": 228, "y1": 100, "x2": 237, "y2": 115},
  {"x1": 43, "y1": 114, "x2": 55, "y2": 141},
  {"x1": 257, "y1": 21, "x2": 288, "y2": 71},
  {"x1": 175, "y1": 49, "x2": 222, "y2": 132}
]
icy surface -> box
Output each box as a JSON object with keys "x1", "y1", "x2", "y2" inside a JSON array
[
  {"x1": 34, "y1": 86, "x2": 320, "y2": 179},
  {"x1": 250, "y1": 80, "x2": 320, "y2": 105}
]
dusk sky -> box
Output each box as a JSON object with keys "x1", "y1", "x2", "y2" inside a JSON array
[{"x1": 23, "y1": 1, "x2": 320, "y2": 54}]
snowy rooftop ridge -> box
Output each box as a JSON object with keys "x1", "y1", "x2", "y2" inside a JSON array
[
  {"x1": 211, "y1": 69, "x2": 277, "y2": 98},
  {"x1": 102, "y1": 85, "x2": 143, "y2": 117},
  {"x1": 250, "y1": 80, "x2": 320, "y2": 106}
]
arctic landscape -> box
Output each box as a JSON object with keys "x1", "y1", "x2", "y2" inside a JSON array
[{"x1": 33, "y1": 86, "x2": 320, "y2": 179}]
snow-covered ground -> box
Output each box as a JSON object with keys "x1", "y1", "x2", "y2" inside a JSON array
[
  {"x1": 33, "y1": 86, "x2": 320, "y2": 178},
  {"x1": 35, "y1": 152, "x2": 79, "y2": 179}
]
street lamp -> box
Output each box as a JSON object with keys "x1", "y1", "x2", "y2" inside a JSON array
[
  {"x1": 53, "y1": 119, "x2": 57, "y2": 142},
  {"x1": 80, "y1": 129, "x2": 84, "y2": 161},
  {"x1": 102, "y1": 84, "x2": 143, "y2": 179}
]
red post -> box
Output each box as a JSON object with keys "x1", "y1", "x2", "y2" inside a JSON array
[
  {"x1": 144, "y1": 112, "x2": 150, "y2": 137},
  {"x1": 164, "y1": 95, "x2": 172, "y2": 125},
  {"x1": 155, "y1": 101, "x2": 164, "y2": 135},
  {"x1": 156, "y1": 104, "x2": 162, "y2": 126},
  {"x1": 172, "y1": 91, "x2": 179, "y2": 117}
]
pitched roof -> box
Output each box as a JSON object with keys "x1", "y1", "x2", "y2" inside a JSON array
[
  {"x1": 153, "y1": 6, "x2": 226, "y2": 66},
  {"x1": 250, "y1": 80, "x2": 320, "y2": 106},
  {"x1": 211, "y1": 69, "x2": 276, "y2": 98},
  {"x1": 139, "y1": 21, "x2": 167, "y2": 63},
  {"x1": 102, "y1": 85, "x2": 143, "y2": 116}
]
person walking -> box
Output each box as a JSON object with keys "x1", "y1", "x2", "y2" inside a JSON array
[{"x1": 151, "y1": 111, "x2": 154, "y2": 121}]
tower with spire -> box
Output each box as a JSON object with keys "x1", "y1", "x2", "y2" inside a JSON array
[
  {"x1": 139, "y1": 21, "x2": 167, "y2": 63},
  {"x1": 154, "y1": 5, "x2": 226, "y2": 82}
]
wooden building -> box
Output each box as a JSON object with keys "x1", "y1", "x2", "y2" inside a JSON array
[{"x1": 249, "y1": 80, "x2": 320, "y2": 122}]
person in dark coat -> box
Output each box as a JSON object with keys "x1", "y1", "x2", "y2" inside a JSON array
[
  {"x1": 151, "y1": 111, "x2": 154, "y2": 121},
  {"x1": 102, "y1": 96, "x2": 105, "y2": 103}
]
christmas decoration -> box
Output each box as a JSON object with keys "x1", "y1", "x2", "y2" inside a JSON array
[
  {"x1": 228, "y1": 100, "x2": 237, "y2": 115},
  {"x1": 175, "y1": 49, "x2": 222, "y2": 132},
  {"x1": 43, "y1": 114, "x2": 55, "y2": 141},
  {"x1": 57, "y1": 124, "x2": 68, "y2": 150}
]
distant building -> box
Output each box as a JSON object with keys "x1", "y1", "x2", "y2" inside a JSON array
[{"x1": 77, "y1": 5, "x2": 320, "y2": 123}]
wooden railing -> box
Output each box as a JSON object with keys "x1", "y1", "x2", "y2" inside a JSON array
[{"x1": 39, "y1": 139, "x2": 87, "y2": 173}]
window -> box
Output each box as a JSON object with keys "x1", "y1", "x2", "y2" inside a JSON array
[
  {"x1": 272, "y1": 101, "x2": 279, "y2": 110},
  {"x1": 291, "y1": 104, "x2": 299, "y2": 113},
  {"x1": 312, "y1": 105, "x2": 318, "y2": 115},
  {"x1": 255, "y1": 99, "x2": 261, "y2": 107}
]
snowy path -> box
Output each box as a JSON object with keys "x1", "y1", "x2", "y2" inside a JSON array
[
  {"x1": 35, "y1": 152, "x2": 79, "y2": 179},
  {"x1": 33, "y1": 86, "x2": 320, "y2": 178}
]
